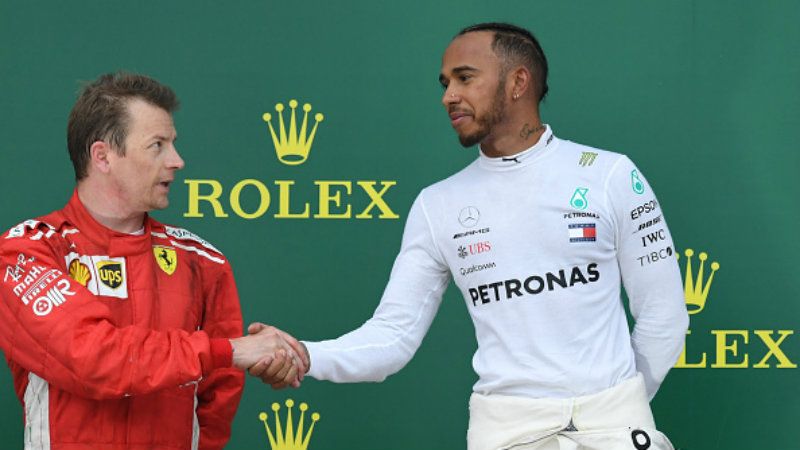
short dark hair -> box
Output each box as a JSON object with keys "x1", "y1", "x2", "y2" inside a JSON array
[
  {"x1": 67, "y1": 72, "x2": 180, "y2": 180},
  {"x1": 458, "y1": 22, "x2": 549, "y2": 102}
]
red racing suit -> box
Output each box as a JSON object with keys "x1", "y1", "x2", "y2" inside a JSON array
[{"x1": 0, "y1": 191, "x2": 244, "y2": 450}]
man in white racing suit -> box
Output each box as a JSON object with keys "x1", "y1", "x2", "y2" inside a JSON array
[{"x1": 254, "y1": 22, "x2": 688, "y2": 450}]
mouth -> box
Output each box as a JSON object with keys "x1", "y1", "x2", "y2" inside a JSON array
[
  {"x1": 158, "y1": 180, "x2": 172, "y2": 190},
  {"x1": 449, "y1": 111, "x2": 472, "y2": 127}
]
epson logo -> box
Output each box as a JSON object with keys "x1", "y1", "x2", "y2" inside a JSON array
[{"x1": 630, "y1": 199, "x2": 659, "y2": 220}]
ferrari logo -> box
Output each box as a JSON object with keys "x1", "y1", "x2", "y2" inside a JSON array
[{"x1": 154, "y1": 246, "x2": 177, "y2": 275}]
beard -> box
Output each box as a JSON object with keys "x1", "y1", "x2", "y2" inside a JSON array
[{"x1": 457, "y1": 78, "x2": 507, "y2": 147}]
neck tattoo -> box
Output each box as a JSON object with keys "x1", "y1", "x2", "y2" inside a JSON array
[{"x1": 520, "y1": 123, "x2": 545, "y2": 140}]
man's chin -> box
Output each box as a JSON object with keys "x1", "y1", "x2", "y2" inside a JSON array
[{"x1": 458, "y1": 132, "x2": 483, "y2": 148}]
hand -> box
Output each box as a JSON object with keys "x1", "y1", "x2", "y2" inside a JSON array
[
  {"x1": 247, "y1": 322, "x2": 310, "y2": 376},
  {"x1": 230, "y1": 323, "x2": 308, "y2": 388}
]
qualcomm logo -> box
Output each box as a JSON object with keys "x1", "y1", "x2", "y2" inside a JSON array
[
  {"x1": 183, "y1": 98, "x2": 399, "y2": 220},
  {"x1": 675, "y1": 248, "x2": 796, "y2": 370},
  {"x1": 259, "y1": 399, "x2": 320, "y2": 450}
]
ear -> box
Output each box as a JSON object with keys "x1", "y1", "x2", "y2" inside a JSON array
[
  {"x1": 509, "y1": 66, "x2": 532, "y2": 101},
  {"x1": 89, "y1": 140, "x2": 113, "y2": 175}
]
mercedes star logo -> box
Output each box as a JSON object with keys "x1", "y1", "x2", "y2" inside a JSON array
[{"x1": 458, "y1": 206, "x2": 480, "y2": 228}]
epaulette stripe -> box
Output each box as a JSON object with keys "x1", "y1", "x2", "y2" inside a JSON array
[{"x1": 170, "y1": 241, "x2": 225, "y2": 264}]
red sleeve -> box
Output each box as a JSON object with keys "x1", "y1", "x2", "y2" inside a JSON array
[
  {"x1": 0, "y1": 223, "x2": 232, "y2": 400},
  {"x1": 195, "y1": 258, "x2": 245, "y2": 450}
]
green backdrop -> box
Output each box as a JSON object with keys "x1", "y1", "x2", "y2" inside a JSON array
[{"x1": 1, "y1": 1, "x2": 798, "y2": 448}]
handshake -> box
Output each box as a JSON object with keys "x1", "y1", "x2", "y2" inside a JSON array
[{"x1": 229, "y1": 322, "x2": 309, "y2": 389}]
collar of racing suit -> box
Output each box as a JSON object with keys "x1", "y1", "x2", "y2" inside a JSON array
[
  {"x1": 477, "y1": 125, "x2": 559, "y2": 172},
  {"x1": 62, "y1": 189, "x2": 159, "y2": 257}
]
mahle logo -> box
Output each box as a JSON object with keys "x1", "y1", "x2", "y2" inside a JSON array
[
  {"x1": 184, "y1": 98, "x2": 399, "y2": 220},
  {"x1": 675, "y1": 248, "x2": 796, "y2": 369},
  {"x1": 259, "y1": 399, "x2": 320, "y2": 450}
]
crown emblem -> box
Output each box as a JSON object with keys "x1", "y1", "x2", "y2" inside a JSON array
[
  {"x1": 677, "y1": 248, "x2": 720, "y2": 314},
  {"x1": 259, "y1": 399, "x2": 320, "y2": 450},
  {"x1": 262, "y1": 100, "x2": 324, "y2": 166}
]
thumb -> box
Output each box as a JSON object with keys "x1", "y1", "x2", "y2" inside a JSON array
[{"x1": 247, "y1": 322, "x2": 268, "y2": 334}]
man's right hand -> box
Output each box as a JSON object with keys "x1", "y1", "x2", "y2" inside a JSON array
[{"x1": 229, "y1": 323, "x2": 308, "y2": 388}]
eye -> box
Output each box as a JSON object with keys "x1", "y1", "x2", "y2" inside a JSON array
[
  {"x1": 459, "y1": 74, "x2": 472, "y2": 83},
  {"x1": 151, "y1": 141, "x2": 163, "y2": 150}
]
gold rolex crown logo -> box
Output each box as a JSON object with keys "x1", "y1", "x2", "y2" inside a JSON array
[
  {"x1": 676, "y1": 248, "x2": 720, "y2": 314},
  {"x1": 259, "y1": 399, "x2": 320, "y2": 450},
  {"x1": 262, "y1": 100, "x2": 324, "y2": 166}
]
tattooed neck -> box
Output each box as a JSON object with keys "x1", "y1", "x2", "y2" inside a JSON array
[{"x1": 519, "y1": 123, "x2": 545, "y2": 140}]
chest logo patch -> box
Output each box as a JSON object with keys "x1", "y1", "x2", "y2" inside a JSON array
[
  {"x1": 67, "y1": 259, "x2": 91, "y2": 286},
  {"x1": 154, "y1": 246, "x2": 178, "y2": 275},
  {"x1": 569, "y1": 187, "x2": 589, "y2": 210},
  {"x1": 96, "y1": 261, "x2": 124, "y2": 289},
  {"x1": 631, "y1": 170, "x2": 645, "y2": 194}
]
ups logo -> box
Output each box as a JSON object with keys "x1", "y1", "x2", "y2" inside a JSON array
[{"x1": 96, "y1": 261, "x2": 124, "y2": 289}]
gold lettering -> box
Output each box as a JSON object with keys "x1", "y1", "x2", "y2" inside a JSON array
[
  {"x1": 356, "y1": 181, "x2": 398, "y2": 219},
  {"x1": 753, "y1": 330, "x2": 797, "y2": 368},
  {"x1": 275, "y1": 180, "x2": 310, "y2": 218},
  {"x1": 674, "y1": 330, "x2": 707, "y2": 368},
  {"x1": 184, "y1": 180, "x2": 228, "y2": 218},
  {"x1": 711, "y1": 330, "x2": 749, "y2": 368},
  {"x1": 230, "y1": 179, "x2": 270, "y2": 219},
  {"x1": 314, "y1": 181, "x2": 352, "y2": 219}
]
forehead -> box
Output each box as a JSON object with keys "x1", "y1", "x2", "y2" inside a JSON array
[
  {"x1": 441, "y1": 31, "x2": 499, "y2": 72},
  {"x1": 124, "y1": 98, "x2": 175, "y2": 136}
]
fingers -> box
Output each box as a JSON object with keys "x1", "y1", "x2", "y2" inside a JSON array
[
  {"x1": 248, "y1": 356, "x2": 273, "y2": 377},
  {"x1": 276, "y1": 329, "x2": 310, "y2": 374},
  {"x1": 247, "y1": 322, "x2": 268, "y2": 334}
]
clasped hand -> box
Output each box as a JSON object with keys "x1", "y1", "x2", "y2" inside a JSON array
[{"x1": 230, "y1": 323, "x2": 309, "y2": 389}]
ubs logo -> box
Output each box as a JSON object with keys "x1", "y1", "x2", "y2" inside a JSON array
[{"x1": 458, "y1": 206, "x2": 481, "y2": 228}]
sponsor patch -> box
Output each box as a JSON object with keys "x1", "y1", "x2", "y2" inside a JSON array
[
  {"x1": 68, "y1": 259, "x2": 91, "y2": 286},
  {"x1": 568, "y1": 223, "x2": 596, "y2": 242},
  {"x1": 579, "y1": 152, "x2": 597, "y2": 167},
  {"x1": 453, "y1": 227, "x2": 490, "y2": 240},
  {"x1": 459, "y1": 262, "x2": 497, "y2": 277},
  {"x1": 96, "y1": 261, "x2": 124, "y2": 289},
  {"x1": 32, "y1": 279, "x2": 75, "y2": 316},
  {"x1": 457, "y1": 241, "x2": 492, "y2": 259},
  {"x1": 64, "y1": 254, "x2": 128, "y2": 299},
  {"x1": 165, "y1": 226, "x2": 220, "y2": 253},
  {"x1": 458, "y1": 206, "x2": 481, "y2": 228},
  {"x1": 14, "y1": 266, "x2": 60, "y2": 305},
  {"x1": 569, "y1": 187, "x2": 589, "y2": 210},
  {"x1": 154, "y1": 246, "x2": 178, "y2": 275},
  {"x1": 637, "y1": 246, "x2": 673, "y2": 266},
  {"x1": 631, "y1": 170, "x2": 645, "y2": 195},
  {"x1": 630, "y1": 199, "x2": 659, "y2": 220}
]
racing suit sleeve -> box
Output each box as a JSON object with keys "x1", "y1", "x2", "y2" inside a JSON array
[
  {"x1": 304, "y1": 193, "x2": 451, "y2": 382},
  {"x1": 195, "y1": 259, "x2": 245, "y2": 450},
  {"x1": 606, "y1": 156, "x2": 689, "y2": 399},
  {"x1": 0, "y1": 223, "x2": 233, "y2": 400}
]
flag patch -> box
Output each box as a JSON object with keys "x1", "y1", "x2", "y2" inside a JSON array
[{"x1": 568, "y1": 223, "x2": 596, "y2": 242}]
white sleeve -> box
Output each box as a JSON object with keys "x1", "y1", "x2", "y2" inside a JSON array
[
  {"x1": 607, "y1": 156, "x2": 689, "y2": 400},
  {"x1": 304, "y1": 192, "x2": 450, "y2": 382}
]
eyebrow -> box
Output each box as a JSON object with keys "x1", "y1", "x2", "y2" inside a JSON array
[{"x1": 439, "y1": 65, "x2": 480, "y2": 84}]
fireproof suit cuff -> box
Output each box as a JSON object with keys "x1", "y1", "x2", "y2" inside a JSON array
[{"x1": 209, "y1": 338, "x2": 234, "y2": 370}]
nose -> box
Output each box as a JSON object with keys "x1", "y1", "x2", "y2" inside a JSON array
[
  {"x1": 442, "y1": 86, "x2": 460, "y2": 108},
  {"x1": 167, "y1": 144, "x2": 185, "y2": 170}
]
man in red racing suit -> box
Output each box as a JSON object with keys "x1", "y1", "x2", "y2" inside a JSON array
[
  {"x1": 0, "y1": 72, "x2": 307, "y2": 450},
  {"x1": 1, "y1": 192, "x2": 242, "y2": 449}
]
